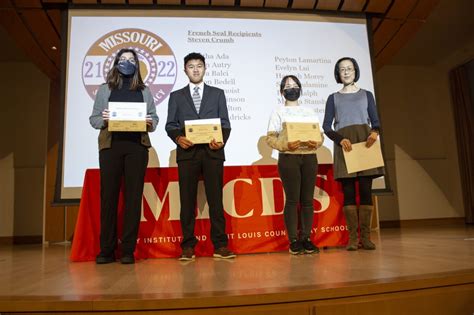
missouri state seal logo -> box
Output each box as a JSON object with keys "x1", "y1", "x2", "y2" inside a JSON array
[{"x1": 82, "y1": 28, "x2": 177, "y2": 106}]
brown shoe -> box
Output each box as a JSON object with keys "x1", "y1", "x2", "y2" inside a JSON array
[
  {"x1": 359, "y1": 205, "x2": 376, "y2": 250},
  {"x1": 178, "y1": 247, "x2": 195, "y2": 261},
  {"x1": 213, "y1": 247, "x2": 236, "y2": 259}
]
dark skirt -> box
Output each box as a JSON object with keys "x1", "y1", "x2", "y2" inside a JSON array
[{"x1": 333, "y1": 124, "x2": 385, "y2": 180}]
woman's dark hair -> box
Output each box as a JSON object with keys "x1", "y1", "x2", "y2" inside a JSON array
[
  {"x1": 184, "y1": 52, "x2": 206, "y2": 68},
  {"x1": 334, "y1": 57, "x2": 360, "y2": 83},
  {"x1": 106, "y1": 48, "x2": 145, "y2": 91},
  {"x1": 279, "y1": 75, "x2": 302, "y2": 94}
]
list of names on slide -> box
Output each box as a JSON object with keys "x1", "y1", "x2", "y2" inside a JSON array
[
  {"x1": 273, "y1": 56, "x2": 331, "y2": 112},
  {"x1": 204, "y1": 52, "x2": 251, "y2": 121}
]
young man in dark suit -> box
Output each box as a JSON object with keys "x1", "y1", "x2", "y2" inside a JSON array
[{"x1": 165, "y1": 52, "x2": 235, "y2": 260}]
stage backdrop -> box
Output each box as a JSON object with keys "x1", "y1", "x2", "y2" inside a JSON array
[
  {"x1": 70, "y1": 164, "x2": 348, "y2": 261},
  {"x1": 61, "y1": 10, "x2": 387, "y2": 200}
]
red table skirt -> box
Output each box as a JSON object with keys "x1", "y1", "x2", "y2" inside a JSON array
[{"x1": 70, "y1": 164, "x2": 347, "y2": 261}]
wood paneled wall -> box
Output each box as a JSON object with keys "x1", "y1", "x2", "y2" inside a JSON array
[
  {"x1": 0, "y1": 0, "x2": 440, "y2": 78},
  {"x1": 0, "y1": 0, "x2": 440, "y2": 242}
]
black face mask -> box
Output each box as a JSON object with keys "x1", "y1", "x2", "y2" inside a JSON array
[
  {"x1": 117, "y1": 60, "x2": 136, "y2": 76},
  {"x1": 283, "y1": 88, "x2": 301, "y2": 101}
]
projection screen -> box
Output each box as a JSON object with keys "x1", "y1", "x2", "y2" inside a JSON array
[{"x1": 61, "y1": 10, "x2": 385, "y2": 199}]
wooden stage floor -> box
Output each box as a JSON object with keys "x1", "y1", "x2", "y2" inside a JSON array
[{"x1": 1, "y1": 225, "x2": 474, "y2": 314}]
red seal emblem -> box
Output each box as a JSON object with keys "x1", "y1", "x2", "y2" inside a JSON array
[{"x1": 82, "y1": 28, "x2": 177, "y2": 106}]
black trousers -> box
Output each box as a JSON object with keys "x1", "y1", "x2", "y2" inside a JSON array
[
  {"x1": 278, "y1": 153, "x2": 318, "y2": 242},
  {"x1": 99, "y1": 140, "x2": 148, "y2": 256},
  {"x1": 177, "y1": 146, "x2": 227, "y2": 250},
  {"x1": 340, "y1": 176, "x2": 373, "y2": 206}
]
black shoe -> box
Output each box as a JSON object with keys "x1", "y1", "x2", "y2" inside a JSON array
[
  {"x1": 96, "y1": 253, "x2": 115, "y2": 264},
  {"x1": 120, "y1": 255, "x2": 135, "y2": 264},
  {"x1": 301, "y1": 238, "x2": 320, "y2": 254},
  {"x1": 213, "y1": 247, "x2": 237, "y2": 259},
  {"x1": 289, "y1": 240, "x2": 304, "y2": 255},
  {"x1": 178, "y1": 247, "x2": 195, "y2": 261}
]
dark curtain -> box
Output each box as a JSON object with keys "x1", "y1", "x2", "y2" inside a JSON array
[{"x1": 449, "y1": 64, "x2": 474, "y2": 224}]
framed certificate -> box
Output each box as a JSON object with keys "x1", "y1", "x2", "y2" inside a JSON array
[
  {"x1": 285, "y1": 122, "x2": 322, "y2": 143},
  {"x1": 108, "y1": 102, "x2": 146, "y2": 132},
  {"x1": 343, "y1": 141, "x2": 385, "y2": 173},
  {"x1": 185, "y1": 118, "x2": 223, "y2": 144}
]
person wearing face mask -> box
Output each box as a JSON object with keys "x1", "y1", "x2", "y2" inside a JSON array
[
  {"x1": 266, "y1": 75, "x2": 324, "y2": 255},
  {"x1": 322, "y1": 57, "x2": 384, "y2": 251},
  {"x1": 89, "y1": 48, "x2": 159, "y2": 264}
]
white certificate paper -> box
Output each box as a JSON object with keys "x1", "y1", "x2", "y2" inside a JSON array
[
  {"x1": 185, "y1": 118, "x2": 223, "y2": 144},
  {"x1": 108, "y1": 102, "x2": 146, "y2": 132},
  {"x1": 109, "y1": 102, "x2": 146, "y2": 121}
]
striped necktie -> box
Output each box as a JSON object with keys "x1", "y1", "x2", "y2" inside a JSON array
[{"x1": 192, "y1": 86, "x2": 201, "y2": 113}]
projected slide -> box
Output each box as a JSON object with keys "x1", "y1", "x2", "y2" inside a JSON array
[{"x1": 63, "y1": 10, "x2": 378, "y2": 198}]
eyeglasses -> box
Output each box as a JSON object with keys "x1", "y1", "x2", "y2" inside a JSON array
[
  {"x1": 339, "y1": 67, "x2": 354, "y2": 74},
  {"x1": 119, "y1": 57, "x2": 137, "y2": 65}
]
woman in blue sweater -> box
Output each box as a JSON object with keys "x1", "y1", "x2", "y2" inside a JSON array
[{"x1": 323, "y1": 57, "x2": 384, "y2": 251}]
